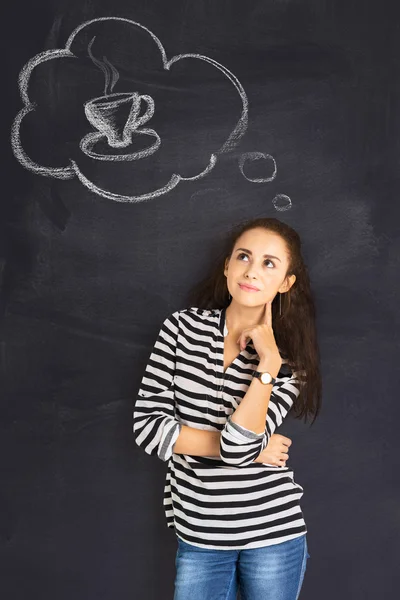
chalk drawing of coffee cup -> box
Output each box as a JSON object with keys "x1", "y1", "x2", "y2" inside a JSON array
[{"x1": 80, "y1": 91, "x2": 161, "y2": 161}]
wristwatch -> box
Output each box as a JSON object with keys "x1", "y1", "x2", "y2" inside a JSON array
[{"x1": 252, "y1": 370, "x2": 276, "y2": 385}]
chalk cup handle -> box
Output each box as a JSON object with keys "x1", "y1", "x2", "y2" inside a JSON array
[{"x1": 134, "y1": 94, "x2": 155, "y2": 129}]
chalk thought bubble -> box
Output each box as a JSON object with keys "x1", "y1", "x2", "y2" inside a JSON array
[{"x1": 11, "y1": 17, "x2": 249, "y2": 203}]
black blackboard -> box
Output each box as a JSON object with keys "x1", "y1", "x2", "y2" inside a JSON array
[{"x1": 3, "y1": 1, "x2": 399, "y2": 598}]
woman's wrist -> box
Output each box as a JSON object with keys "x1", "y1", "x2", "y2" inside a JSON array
[{"x1": 257, "y1": 358, "x2": 281, "y2": 378}]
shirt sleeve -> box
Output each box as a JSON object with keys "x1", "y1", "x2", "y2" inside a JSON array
[
  {"x1": 219, "y1": 371, "x2": 302, "y2": 467},
  {"x1": 133, "y1": 310, "x2": 182, "y2": 462}
]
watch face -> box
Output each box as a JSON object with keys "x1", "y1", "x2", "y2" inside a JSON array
[{"x1": 260, "y1": 372, "x2": 272, "y2": 384}]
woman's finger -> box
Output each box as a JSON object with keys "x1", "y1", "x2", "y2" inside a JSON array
[
  {"x1": 237, "y1": 300, "x2": 272, "y2": 350},
  {"x1": 237, "y1": 330, "x2": 249, "y2": 351}
]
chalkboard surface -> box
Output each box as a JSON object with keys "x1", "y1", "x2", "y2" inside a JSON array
[{"x1": 3, "y1": 1, "x2": 399, "y2": 599}]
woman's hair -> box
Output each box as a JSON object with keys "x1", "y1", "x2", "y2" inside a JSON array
[{"x1": 185, "y1": 217, "x2": 322, "y2": 425}]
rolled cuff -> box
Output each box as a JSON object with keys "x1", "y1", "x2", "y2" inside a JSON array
[
  {"x1": 225, "y1": 417, "x2": 265, "y2": 442},
  {"x1": 160, "y1": 421, "x2": 183, "y2": 462}
]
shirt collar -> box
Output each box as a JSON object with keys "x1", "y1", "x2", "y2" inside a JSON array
[{"x1": 218, "y1": 306, "x2": 227, "y2": 337}]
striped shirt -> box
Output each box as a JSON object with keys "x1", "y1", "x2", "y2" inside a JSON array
[{"x1": 133, "y1": 306, "x2": 307, "y2": 550}]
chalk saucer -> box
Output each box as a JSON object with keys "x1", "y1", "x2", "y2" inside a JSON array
[{"x1": 79, "y1": 128, "x2": 161, "y2": 161}]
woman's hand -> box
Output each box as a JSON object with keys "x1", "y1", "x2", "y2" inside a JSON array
[
  {"x1": 236, "y1": 300, "x2": 282, "y2": 374},
  {"x1": 254, "y1": 433, "x2": 292, "y2": 466}
]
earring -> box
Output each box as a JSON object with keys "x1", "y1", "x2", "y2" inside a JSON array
[
  {"x1": 279, "y1": 292, "x2": 282, "y2": 316},
  {"x1": 228, "y1": 292, "x2": 232, "y2": 301}
]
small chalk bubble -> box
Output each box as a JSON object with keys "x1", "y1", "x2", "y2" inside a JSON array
[
  {"x1": 238, "y1": 152, "x2": 277, "y2": 183},
  {"x1": 272, "y1": 194, "x2": 292, "y2": 211}
]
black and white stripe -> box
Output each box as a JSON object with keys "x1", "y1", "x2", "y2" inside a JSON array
[{"x1": 133, "y1": 307, "x2": 307, "y2": 550}]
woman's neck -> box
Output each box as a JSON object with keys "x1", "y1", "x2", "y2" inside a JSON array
[{"x1": 225, "y1": 302, "x2": 266, "y2": 337}]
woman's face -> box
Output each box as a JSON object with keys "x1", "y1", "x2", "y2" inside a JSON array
[{"x1": 224, "y1": 228, "x2": 296, "y2": 306}]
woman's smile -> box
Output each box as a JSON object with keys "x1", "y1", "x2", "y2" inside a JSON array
[{"x1": 238, "y1": 283, "x2": 260, "y2": 292}]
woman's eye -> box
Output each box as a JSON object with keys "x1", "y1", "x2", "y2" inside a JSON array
[{"x1": 237, "y1": 253, "x2": 274, "y2": 267}]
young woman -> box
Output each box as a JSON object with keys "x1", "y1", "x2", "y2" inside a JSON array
[{"x1": 133, "y1": 217, "x2": 322, "y2": 600}]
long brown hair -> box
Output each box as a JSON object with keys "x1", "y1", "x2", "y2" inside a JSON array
[{"x1": 185, "y1": 217, "x2": 322, "y2": 426}]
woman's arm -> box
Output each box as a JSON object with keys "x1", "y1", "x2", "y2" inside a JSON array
[
  {"x1": 133, "y1": 311, "x2": 183, "y2": 462},
  {"x1": 229, "y1": 358, "x2": 278, "y2": 433},
  {"x1": 219, "y1": 361, "x2": 301, "y2": 467},
  {"x1": 172, "y1": 425, "x2": 221, "y2": 456},
  {"x1": 173, "y1": 426, "x2": 291, "y2": 467}
]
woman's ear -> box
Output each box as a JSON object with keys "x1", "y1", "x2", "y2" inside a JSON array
[
  {"x1": 224, "y1": 257, "x2": 229, "y2": 275},
  {"x1": 281, "y1": 274, "x2": 296, "y2": 293}
]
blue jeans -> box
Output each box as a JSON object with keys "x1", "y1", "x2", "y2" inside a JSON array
[{"x1": 173, "y1": 534, "x2": 310, "y2": 600}]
